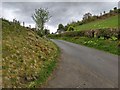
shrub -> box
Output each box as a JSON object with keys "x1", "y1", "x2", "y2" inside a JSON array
[
  {"x1": 67, "y1": 26, "x2": 74, "y2": 31},
  {"x1": 84, "y1": 30, "x2": 95, "y2": 38},
  {"x1": 94, "y1": 28, "x2": 118, "y2": 39}
]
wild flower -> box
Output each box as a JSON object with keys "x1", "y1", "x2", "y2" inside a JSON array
[{"x1": 16, "y1": 50, "x2": 20, "y2": 54}]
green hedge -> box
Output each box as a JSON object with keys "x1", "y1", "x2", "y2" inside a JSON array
[{"x1": 48, "y1": 28, "x2": 119, "y2": 40}]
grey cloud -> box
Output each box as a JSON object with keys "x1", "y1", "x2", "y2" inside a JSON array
[
  {"x1": 2, "y1": 0, "x2": 119, "y2": 2},
  {"x1": 2, "y1": 2, "x2": 118, "y2": 32}
]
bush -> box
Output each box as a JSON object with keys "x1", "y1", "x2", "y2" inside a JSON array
[
  {"x1": 84, "y1": 30, "x2": 95, "y2": 38},
  {"x1": 94, "y1": 28, "x2": 118, "y2": 39},
  {"x1": 67, "y1": 26, "x2": 74, "y2": 31}
]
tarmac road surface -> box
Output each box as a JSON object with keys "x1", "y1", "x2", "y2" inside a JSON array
[{"x1": 46, "y1": 39, "x2": 118, "y2": 88}]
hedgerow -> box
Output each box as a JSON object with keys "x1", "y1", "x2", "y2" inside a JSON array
[{"x1": 48, "y1": 28, "x2": 119, "y2": 40}]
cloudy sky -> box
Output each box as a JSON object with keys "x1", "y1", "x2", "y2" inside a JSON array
[{"x1": 1, "y1": 0, "x2": 119, "y2": 33}]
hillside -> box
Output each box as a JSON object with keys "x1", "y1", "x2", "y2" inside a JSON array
[
  {"x1": 75, "y1": 15, "x2": 118, "y2": 31},
  {"x1": 48, "y1": 14, "x2": 119, "y2": 55},
  {"x1": 2, "y1": 19, "x2": 59, "y2": 88}
]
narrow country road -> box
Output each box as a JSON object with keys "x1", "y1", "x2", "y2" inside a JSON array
[{"x1": 47, "y1": 39, "x2": 118, "y2": 88}]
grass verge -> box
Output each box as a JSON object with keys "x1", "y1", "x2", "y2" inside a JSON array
[{"x1": 57, "y1": 37, "x2": 119, "y2": 55}]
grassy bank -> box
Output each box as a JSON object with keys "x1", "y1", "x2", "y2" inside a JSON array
[
  {"x1": 2, "y1": 19, "x2": 60, "y2": 88},
  {"x1": 56, "y1": 36, "x2": 119, "y2": 55},
  {"x1": 75, "y1": 15, "x2": 118, "y2": 31},
  {"x1": 28, "y1": 43, "x2": 60, "y2": 88}
]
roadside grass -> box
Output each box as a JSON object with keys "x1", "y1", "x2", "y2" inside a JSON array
[
  {"x1": 58, "y1": 37, "x2": 119, "y2": 55},
  {"x1": 2, "y1": 19, "x2": 60, "y2": 88},
  {"x1": 28, "y1": 42, "x2": 60, "y2": 88},
  {"x1": 75, "y1": 15, "x2": 118, "y2": 31}
]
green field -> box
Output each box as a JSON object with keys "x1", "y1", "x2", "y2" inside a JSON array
[
  {"x1": 75, "y1": 15, "x2": 118, "y2": 31},
  {"x1": 2, "y1": 19, "x2": 60, "y2": 88}
]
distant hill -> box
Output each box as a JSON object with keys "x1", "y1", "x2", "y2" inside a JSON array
[
  {"x1": 74, "y1": 15, "x2": 118, "y2": 31},
  {"x1": 2, "y1": 19, "x2": 59, "y2": 88}
]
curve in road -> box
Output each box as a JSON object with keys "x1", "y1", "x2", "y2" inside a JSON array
[{"x1": 47, "y1": 39, "x2": 118, "y2": 88}]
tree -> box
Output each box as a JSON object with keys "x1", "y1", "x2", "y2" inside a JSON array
[
  {"x1": 100, "y1": 12, "x2": 102, "y2": 16},
  {"x1": 57, "y1": 24, "x2": 65, "y2": 34},
  {"x1": 103, "y1": 11, "x2": 106, "y2": 14},
  {"x1": 82, "y1": 13, "x2": 92, "y2": 23},
  {"x1": 58, "y1": 24, "x2": 64, "y2": 30},
  {"x1": 83, "y1": 13, "x2": 92, "y2": 21},
  {"x1": 51, "y1": 32, "x2": 54, "y2": 34},
  {"x1": 44, "y1": 29, "x2": 50, "y2": 35},
  {"x1": 114, "y1": 7, "x2": 117, "y2": 11},
  {"x1": 113, "y1": 7, "x2": 118, "y2": 13},
  {"x1": 32, "y1": 8, "x2": 51, "y2": 36},
  {"x1": 23, "y1": 22, "x2": 25, "y2": 26},
  {"x1": 64, "y1": 25, "x2": 68, "y2": 31}
]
